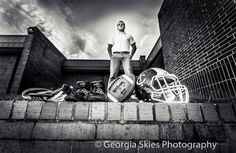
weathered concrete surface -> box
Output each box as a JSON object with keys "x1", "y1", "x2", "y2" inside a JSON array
[{"x1": 33, "y1": 122, "x2": 95, "y2": 140}]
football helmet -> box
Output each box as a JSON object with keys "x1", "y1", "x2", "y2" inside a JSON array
[{"x1": 136, "y1": 68, "x2": 189, "y2": 103}]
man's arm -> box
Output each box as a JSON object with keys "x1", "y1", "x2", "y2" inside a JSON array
[
  {"x1": 130, "y1": 43, "x2": 137, "y2": 59},
  {"x1": 107, "y1": 44, "x2": 113, "y2": 58}
]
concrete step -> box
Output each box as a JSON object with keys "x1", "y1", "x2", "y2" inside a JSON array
[{"x1": 0, "y1": 100, "x2": 236, "y2": 152}]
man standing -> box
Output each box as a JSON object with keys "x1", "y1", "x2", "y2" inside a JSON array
[{"x1": 107, "y1": 20, "x2": 137, "y2": 83}]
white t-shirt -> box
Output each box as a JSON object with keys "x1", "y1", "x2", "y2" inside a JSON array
[{"x1": 108, "y1": 31, "x2": 135, "y2": 53}]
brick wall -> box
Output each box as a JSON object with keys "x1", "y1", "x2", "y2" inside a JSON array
[
  {"x1": 0, "y1": 55, "x2": 18, "y2": 94},
  {"x1": 0, "y1": 100, "x2": 236, "y2": 152},
  {"x1": 158, "y1": 0, "x2": 236, "y2": 102},
  {"x1": 0, "y1": 35, "x2": 26, "y2": 95},
  {"x1": 19, "y1": 27, "x2": 66, "y2": 92}
]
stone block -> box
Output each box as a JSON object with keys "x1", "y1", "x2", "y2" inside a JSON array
[
  {"x1": 107, "y1": 103, "x2": 121, "y2": 121},
  {"x1": 0, "y1": 121, "x2": 34, "y2": 139},
  {"x1": 123, "y1": 102, "x2": 137, "y2": 121},
  {"x1": 201, "y1": 104, "x2": 219, "y2": 122},
  {"x1": 139, "y1": 103, "x2": 153, "y2": 121},
  {"x1": 218, "y1": 103, "x2": 236, "y2": 122},
  {"x1": 12, "y1": 100, "x2": 28, "y2": 119},
  {"x1": 40, "y1": 102, "x2": 58, "y2": 120},
  {"x1": 74, "y1": 102, "x2": 90, "y2": 120},
  {"x1": 33, "y1": 122, "x2": 95, "y2": 140},
  {"x1": 195, "y1": 124, "x2": 227, "y2": 142},
  {"x1": 154, "y1": 103, "x2": 170, "y2": 122},
  {"x1": 0, "y1": 141, "x2": 6, "y2": 153},
  {"x1": 58, "y1": 102, "x2": 73, "y2": 120},
  {"x1": 90, "y1": 102, "x2": 105, "y2": 120},
  {"x1": 225, "y1": 124, "x2": 236, "y2": 142},
  {"x1": 186, "y1": 103, "x2": 203, "y2": 122},
  {"x1": 97, "y1": 124, "x2": 159, "y2": 140},
  {"x1": 169, "y1": 104, "x2": 186, "y2": 122},
  {"x1": 4, "y1": 141, "x2": 21, "y2": 153},
  {"x1": 0, "y1": 100, "x2": 13, "y2": 119},
  {"x1": 26, "y1": 101, "x2": 43, "y2": 119},
  {"x1": 159, "y1": 123, "x2": 184, "y2": 140},
  {"x1": 182, "y1": 124, "x2": 197, "y2": 141}
]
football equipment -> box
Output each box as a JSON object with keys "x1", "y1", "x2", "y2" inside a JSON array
[{"x1": 136, "y1": 68, "x2": 189, "y2": 103}]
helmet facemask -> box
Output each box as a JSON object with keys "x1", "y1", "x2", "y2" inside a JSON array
[{"x1": 150, "y1": 74, "x2": 189, "y2": 103}]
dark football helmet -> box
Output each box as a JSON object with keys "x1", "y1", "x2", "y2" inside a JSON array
[{"x1": 136, "y1": 68, "x2": 189, "y2": 103}]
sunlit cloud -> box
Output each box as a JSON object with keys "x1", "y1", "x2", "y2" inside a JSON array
[{"x1": 0, "y1": 0, "x2": 163, "y2": 59}]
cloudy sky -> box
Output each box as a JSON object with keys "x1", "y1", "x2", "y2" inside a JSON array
[{"x1": 0, "y1": 0, "x2": 163, "y2": 59}]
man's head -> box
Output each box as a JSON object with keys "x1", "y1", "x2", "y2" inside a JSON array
[{"x1": 117, "y1": 20, "x2": 125, "y2": 32}]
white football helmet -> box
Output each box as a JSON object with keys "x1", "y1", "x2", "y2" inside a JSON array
[{"x1": 136, "y1": 68, "x2": 189, "y2": 103}]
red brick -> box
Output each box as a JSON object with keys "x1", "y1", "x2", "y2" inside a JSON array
[
  {"x1": 33, "y1": 122, "x2": 95, "y2": 140},
  {"x1": 169, "y1": 104, "x2": 186, "y2": 122},
  {"x1": 12, "y1": 100, "x2": 28, "y2": 119},
  {"x1": 218, "y1": 103, "x2": 236, "y2": 122},
  {"x1": 107, "y1": 103, "x2": 121, "y2": 121},
  {"x1": 58, "y1": 102, "x2": 73, "y2": 120},
  {"x1": 139, "y1": 103, "x2": 153, "y2": 121},
  {"x1": 201, "y1": 103, "x2": 219, "y2": 122},
  {"x1": 40, "y1": 102, "x2": 58, "y2": 120},
  {"x1": 26, "y1": 101, "x2": 43, "y2": 119},
  {"x1": 90, "y1": 102, "x2": 105, "y2": 120},
  {"x1": 186, "y1": 103, "x2": 203, "y2": 122},
  {"x1": 0, "y1": 100, "x2": 13, "y2": 119},
  {"x1": 123, "y1": 102, "x2": 137, "y2": 121},
  {"x1": 97, "y1": 124, "x2": 159, "y2": 140},
  {"x1": 74, "y1": 102, "x2": 89, "y2": 120},
  {"x1": 154, "y1": 103, "x2": 170, "y2": 122},
  {"x1": 0, "y1": 121, "x2": 34, "y2": 139}
]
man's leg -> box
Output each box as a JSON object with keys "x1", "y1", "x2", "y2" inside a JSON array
[
  {"x1": 122, "y1": 54, "x2": 139, "y2": 101},
  {"x1": 109, "y1": 54, "x2": 121, "y2": 83},
  {"x1": 122, "y1": 54, "x2": 133, "y2": 75}
]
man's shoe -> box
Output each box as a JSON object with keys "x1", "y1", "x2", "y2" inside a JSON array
[
  {"x1": 65, "y1": 81, "x2": 90, "y2": 102},
  {"x1": 86, "y1": 80, "x2": 107, "y2": 101}
]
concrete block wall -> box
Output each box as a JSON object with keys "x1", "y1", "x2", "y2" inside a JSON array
[
  {"x1": 0, "y1": 100, "x2": 236, "y2": 152},
  {"x1": 158, "y1": 0, "x2": 236, "y2": 102}
]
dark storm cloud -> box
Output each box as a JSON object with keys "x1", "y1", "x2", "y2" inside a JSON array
[
  {"x1": 36, "y1": 0, "x2": 162, "y2": 25},
  {"x1": 0, "y1": 0, "x2": 163, "y2": 59}
]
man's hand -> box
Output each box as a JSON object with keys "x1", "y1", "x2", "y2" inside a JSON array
[
  {"x1": 107, "y1": 44, "x2": 113, "y2": 58},
  {"x1": 130, "y1": 43, "x2": 137, "y2": 59}
]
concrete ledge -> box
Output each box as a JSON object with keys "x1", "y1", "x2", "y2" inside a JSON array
[
  {"x1": 0, "y1": 120, "x2": 231, "y2": 142},
  {"x1": 33, "y1": 122, "x2": 95, "y2": 140},
  {"x1": 0, "y1": 101, "x2": 235, "y2": 123}
]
